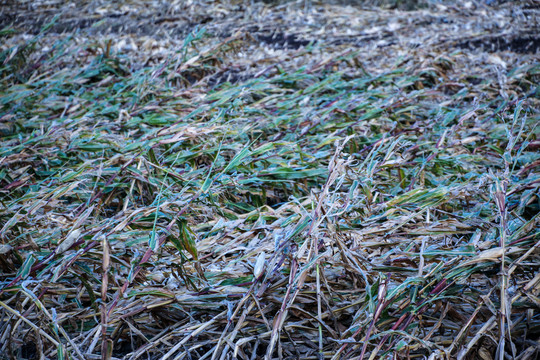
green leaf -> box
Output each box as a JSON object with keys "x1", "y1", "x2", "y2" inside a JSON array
[{"x1": 16, "y1": 254, "x2": 36, "y2": 280}]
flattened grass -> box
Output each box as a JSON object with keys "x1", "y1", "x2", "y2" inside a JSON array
[{"x1": 1, "y1": 2, "x2": 539, "y2": 359}]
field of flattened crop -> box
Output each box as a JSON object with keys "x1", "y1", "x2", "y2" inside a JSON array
[{"x1": 0, "y1": 0, "x2": 539, "y2": 359}]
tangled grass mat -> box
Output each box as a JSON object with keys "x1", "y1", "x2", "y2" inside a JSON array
[{"x1": 0, "y1": 0, "x2": 539, "y2": 359}]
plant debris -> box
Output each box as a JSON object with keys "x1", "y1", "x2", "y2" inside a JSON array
[{"x1": 0, "y1": 0, "x2": 539, "y2": 359}]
